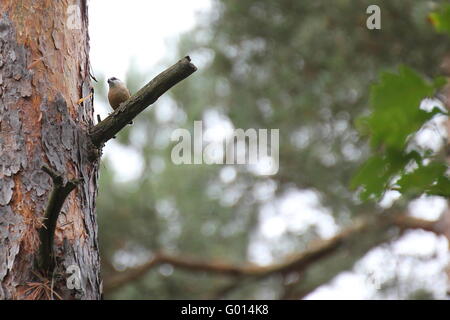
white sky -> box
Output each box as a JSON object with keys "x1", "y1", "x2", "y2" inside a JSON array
[
  {"x1": 88, "y1": 1, "x2": 449, "y2": 299},
  {"x1": 89, "y1": 0, "x2": 211, "y2": 81}
]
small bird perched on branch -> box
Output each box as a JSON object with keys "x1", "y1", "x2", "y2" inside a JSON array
[{"x1": 107, "y1": 77, "x2": 131, "y2": 110}]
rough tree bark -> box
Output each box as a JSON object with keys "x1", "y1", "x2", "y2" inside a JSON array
[
  {"x1": 0, "y1": 1, "x2": 101, "y2": 299},
  {"x1": 439, "y1": 54, "x2": 450, "y2": 294},
  {"x1": 0, "y1": 1, "x2": 197, "y2": 300}
]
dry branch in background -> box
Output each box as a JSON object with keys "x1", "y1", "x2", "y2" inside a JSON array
[{"x1": 104, "y1": 213, "x2": 445, "y2": 295}]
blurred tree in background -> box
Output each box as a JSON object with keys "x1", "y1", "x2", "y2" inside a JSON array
[{"x1": 96, "y1": 0, "x2": 450, "y2": 299}]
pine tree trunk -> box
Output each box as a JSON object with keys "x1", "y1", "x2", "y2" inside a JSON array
[
  {"x1": 0, "y1": 0, "x2": 101, "y2": 299},
  {"x1": 440, "y1": 55, "x2": 450, "y2": 294}
]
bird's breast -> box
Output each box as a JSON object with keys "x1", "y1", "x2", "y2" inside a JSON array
[{"x1": 108, "y1": 87, "x2": 131, "y2": 110}]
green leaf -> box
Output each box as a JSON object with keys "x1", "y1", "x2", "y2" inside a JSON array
[
  {"x1": 429, "y1": 4, "x2": 450, "y2": 35},
  {"x1": 396, "y1": 162, "x2": 448, "y2": 196},
  {"x1": 351, "y1": 155, "x2": 387, "y2": 200},
  {"x1": 428, "y1": 174, "x2": 450, "y2": 197},
  {"x1": 352, "y1": 66, "x2": 447, "y2": 201},
  {"x1": 350, "y1": 150, "x2": 415, "y2": 201},
  {"x1": 368, "y1": 66, "x2": 438, "y2": 150},
  {"x1": 433, "y1": 76, "x2": 448, "y2": 89}
]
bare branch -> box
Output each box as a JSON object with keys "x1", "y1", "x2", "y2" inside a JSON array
[
  {"x1": 392, "y1": 215, "x2": 445, "y2": 234},
  {"x1": 37, "y1": 166, "x2": 80, "y2": 272},
  {"x1": 89, "y1": 56, "x2": 197, "y2": 147},
  {"x1": 103, "y1": 214, "x2": 445, "y2": 295}
]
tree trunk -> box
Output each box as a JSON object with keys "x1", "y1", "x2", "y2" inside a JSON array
[
  {"x1": 0, "y1": 0, "x2": 101, "y2": 299},
  {"x1": 438, "y1": 54, "x2": 450, "y2": 295}
]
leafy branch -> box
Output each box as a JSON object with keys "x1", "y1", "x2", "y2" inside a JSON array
[{"x1": 351, "y1": 66, "x2": 449, "y2": 201}]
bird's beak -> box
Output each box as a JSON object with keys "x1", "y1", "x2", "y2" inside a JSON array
[{"x1": 107, "y1": 78, "x2": 112, "y2": 84}]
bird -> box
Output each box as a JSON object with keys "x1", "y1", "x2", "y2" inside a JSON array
[{"x1": 107, "y1": 77, "x2": 131, "y2": 110}]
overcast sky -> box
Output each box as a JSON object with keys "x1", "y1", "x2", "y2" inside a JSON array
[{"x1": 89, "y1": 0, "x2": 211, "y2": 81}]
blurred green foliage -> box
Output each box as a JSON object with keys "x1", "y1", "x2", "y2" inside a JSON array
[
  {"x1": 351, "y1": 66, "x2": 449, "y2": 200},
  {"x1": 429, "y1": 3, "x2": 450, "y2": 34},
  {"x1": 368, "y1": 67, "x2": 443, "y2": 150},
  {"x1": 96, "y1": 0, "x2": 450, "y2": 299}
]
